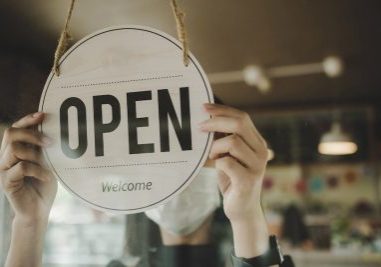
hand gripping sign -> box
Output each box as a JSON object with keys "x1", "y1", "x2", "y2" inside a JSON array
[{"x1": 39, "y1": 25, "x2": 214, "y2": 213}]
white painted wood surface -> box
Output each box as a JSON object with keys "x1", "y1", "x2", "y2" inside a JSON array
[{"x1": 39, "y1": 25, "x2": 213, "y2": 214}]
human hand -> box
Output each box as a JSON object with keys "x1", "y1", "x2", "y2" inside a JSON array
[
  {"x1": 199, "y1": 103, "x2": 269, "y2": 257},
  {"x1": 200, "y1": 103, "x2": 268, "y2": 222},
  {"x1": 0, "y1": 112, "x2": 57, "y2": 225}
]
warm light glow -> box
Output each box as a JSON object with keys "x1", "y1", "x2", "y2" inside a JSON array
[
  {"x1": 243, "y1": 65, "x2": 272, "y2": 93},
  {"x1": 319, "y1": 122, "x2": 358, "y2": 155},
  {"x1": 323, "y1": 56, "x2": 344, "y2": 77},
  {"x1": 318, "y1": 141, "x2": 358, "y2": 155},
  {"x1": 267, "y1": 148, "x2": 275, "y2": 161}
]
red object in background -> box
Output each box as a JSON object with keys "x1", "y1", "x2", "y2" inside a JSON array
[
  {"x1": 327, "y1": 175, "x2": 339, "y2": 189},
  {"x1": 263, "y1": 176, "x2": 274, "y2": 190},
  {"x1": 295, "y1": 179, "x2": 307, "y2": 194},
  {"x1": 345, "y1": 170, "x2": 357, "y2": 184}
]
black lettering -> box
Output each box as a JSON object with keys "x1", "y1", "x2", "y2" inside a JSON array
[
  {"x1": 146, "y1": 182, "x2": 152, "y2": 190},
  {"x1": 158, "y1": 87, "x2": 192, "y2": 152},
  {"x1": 60, "y1": 97, "x2": 88, "y2": 159},
  {"x1": 112, "y1": 184, "x2": 118, "y2": 191},
  {"x1": 134, "y1": 182, "x2": 146, "y2": 191},
  {"x1": 102, "y1": 182, "x2": 112, "y2": 192},
  {"x1": 127, "y1": 91, "x2": 154, "y2": 154},
  {"x1": 93, "y1": 95, "x2": 121, "y2": 157}
]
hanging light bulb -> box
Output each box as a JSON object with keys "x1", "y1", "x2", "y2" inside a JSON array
[
  {"x1": 243, "y1": 65, "x2": 272, "y2": 93},
  {"x1": 322, "y1": 56, "x2": 344, "y2": 78},
  {"x1": 318, "y1": 122, "x2": 357, "y2": 155}
]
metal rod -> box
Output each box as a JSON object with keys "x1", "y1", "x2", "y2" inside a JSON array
[
  {"x1": 207, "y1": 62, "x2": 324, "y2": 84},
  {"x1": 207, "y1": 70, "x2": 243, "y2": 84},
  {"x1": 268, "y1": 63, "x2": 323, "y2": 77}
]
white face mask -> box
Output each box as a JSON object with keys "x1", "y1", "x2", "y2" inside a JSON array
[{"x1": 145, "y1": 167, "x2": 221, "y2": 236}]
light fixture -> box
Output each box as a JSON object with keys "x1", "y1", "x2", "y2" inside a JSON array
[
  {"x1": 207, "y1": 56, "x2": 344, "y2": 94},
  {"x1": 322, "y1": 56, "x2": 343, "y2": 77},
  {"x1": 243, "y1": 65, "x2": 272, "y2": 93},
  {"x1": 318, "y1": 122, "x2": 358, "y2": 155}
]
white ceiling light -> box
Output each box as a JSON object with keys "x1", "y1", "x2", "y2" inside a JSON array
[
  {"x1": 322, "y1": 56, "x2": 344, "y2": 77},
  {"x1": 243, "y1": 65, "x2": 271, "y2": 93},
  {"x1": 207, "y1": 56, "x2": 344, "y2": 94},
  {"x1": 318, "y1": 122, "x2": 358, "y2": 155}
]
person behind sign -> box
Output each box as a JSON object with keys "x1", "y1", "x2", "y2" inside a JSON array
[
  {"x1": 142, "y1": 103, "x2": 294, "y2": 267},
  {"x1": 0, "y1": 103, "x2": 292, "y2": 267}
]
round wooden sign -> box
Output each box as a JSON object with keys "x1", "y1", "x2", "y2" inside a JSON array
[{"x1": 39, "y1": 25, "x2": 213, "y2": 213}]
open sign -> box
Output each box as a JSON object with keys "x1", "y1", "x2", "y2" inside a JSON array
[
  {"x1": 39, "y1": 26, "x2": 213, "y2": 213},
  {"x1": 60, "y1": 87, "x2": 192, "y2": 158}
]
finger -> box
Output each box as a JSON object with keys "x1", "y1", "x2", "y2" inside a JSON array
[
  {"x1": 6, "y1": 161, "x2": 51, "y2": 185},
  {"x1": 12, "y1": 112, "x2": 44, "y2": 129},
  {"x1": 217, "y1": 170, "x2": 231, "y2": 194},
  {"x1": 199, "y1": 116, "x2": 266, "y2": 153},
  {"x1": 215, "y1": 156, "x2": 250, "y2": 187},
  {"x1": 0, "y1": 142, "x2": 45, "y2": 170},
  {"x1": 203, "y1": 104, "x2": 267, "y2": 144},
  {"x1": 204, "y1": 103, "x2": 249, "y2": 118},
  {"x1": 209, "y1": 134, "x2": 256, "y2": 168},
  {"x1": 2, "y1": 127, "x2": 51, "y2": 148}
]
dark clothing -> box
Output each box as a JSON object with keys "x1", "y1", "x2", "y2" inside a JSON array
[
  {"x1": 282, "y1": 204, "x2": 310, "y2": 246},
  {"x1": 107, "y1": 245, "x2": 295, "y2": 267},
  {"x1": 156, "y1": 245, "x2": 219, "y2": 267},
  {"x1": 232, "y1": 254, "x2": 295, "y2": 267},
  {"x1": 107, "y1": 245, "x2": 219, "y2": 267}
]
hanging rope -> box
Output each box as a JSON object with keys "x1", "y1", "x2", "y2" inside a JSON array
[
  {"x1": 170, "y1": 0, "x2": 190, "y2": 66},
  {"x1": 53, "y1": 0, "x2": 190, "y2": 76},
  {"x1": 53, "y1": 0, "x2": 76, "y2": 76}
]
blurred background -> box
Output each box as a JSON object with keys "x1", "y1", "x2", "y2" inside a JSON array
[{"x1": 1, "y1": 0, "x2": 381, "y2": 266}]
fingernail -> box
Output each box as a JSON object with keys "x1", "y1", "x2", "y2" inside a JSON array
[
  {"x1": 33, "y1": 112, "x2": 43, "y2": 118},
  {"x1": 42, "y1": 136, "x2": 52, "y2": 146}
]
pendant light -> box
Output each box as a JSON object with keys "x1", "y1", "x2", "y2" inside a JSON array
[{"x1": 318, "y1": 122, "x2": 357, "y2": 155}]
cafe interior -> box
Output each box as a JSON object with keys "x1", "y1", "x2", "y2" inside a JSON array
[{"x1": 0, "y1": 1, "x2": 381, "y2": 267}]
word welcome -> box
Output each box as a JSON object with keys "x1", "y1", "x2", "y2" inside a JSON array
[
  {"x1": 102, "y1": 180, "x2": 153, "y2": 192},
  {"x1": 60, "y1": 87, "x2": 192, "y2": 159}
]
